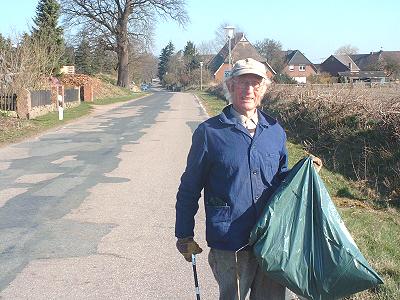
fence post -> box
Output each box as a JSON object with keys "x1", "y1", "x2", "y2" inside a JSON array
[
  {"x1": 76, "y1": 86, "x2": 81, "y2": 103},
  {"x1": 16, "y1": 89, "x2": 31, "y2": 119},
  {"x1": 58, "y1": 94, "x2": 64, "y2": 120}
]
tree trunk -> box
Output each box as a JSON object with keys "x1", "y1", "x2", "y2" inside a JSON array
[
  {"x1": 116, "y1": 3, "x2": 130, "y2": 88},
  {"x1": 117, "y1": 42, "x2": 129, "y2": 87}
]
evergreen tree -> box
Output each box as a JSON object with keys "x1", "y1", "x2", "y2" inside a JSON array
[
  {"x1": 158, "y1": 41, "x2": 175, "y2": 82},
  {"x1": 32, "y1": 0, "x2": 64, "y2": 73},
  {"x1": 158, "y1": 47, "x2": 168, "y2": 81},
  {"x1": 75, "y1": 36, "x2": 94, "y2": 75},
  {"x1": 63, "y1": 45, "x2": 75, "y2": 65},
  {"x1": 0, "y1": 33, "x2": 9, "y2": 51},
  {"x1": 183, "y1": 41, "x2": 200, "y2": 73}
]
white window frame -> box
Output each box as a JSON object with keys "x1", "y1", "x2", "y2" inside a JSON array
[
  {"x1": 288, "y1": 65, "x2": 294, "y2": 71},
  {"x1": 299, "y1": 65, "x2": 306, "y2": 72}
]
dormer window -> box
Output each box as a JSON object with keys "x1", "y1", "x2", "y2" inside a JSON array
[
  {"x1": 299, "y1": 65, "x2": 306, "y2": 71},
  {"x1": 289, "y1": 65, "x2": 294, "y2": 71}
]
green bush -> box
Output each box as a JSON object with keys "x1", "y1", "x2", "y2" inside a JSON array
[{"x1": 273, "y1": 73, "x2": 297, "y2": 84}]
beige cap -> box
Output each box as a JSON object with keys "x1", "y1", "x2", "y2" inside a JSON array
[{"x1": 230, "y1": 58, "x2": 267, "y2": 79}]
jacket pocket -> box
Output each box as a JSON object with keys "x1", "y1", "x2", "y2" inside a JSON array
[
  {"x1": 262, "y1": 152, "x2": 280, "y2": 181},
  {"x1": 205, "y1": 205, "x2": 231, "y2": 242}
]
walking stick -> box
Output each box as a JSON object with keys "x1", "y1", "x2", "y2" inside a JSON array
[{"x1": 191, "y1": 254, "x2": 201, "y2": 300}]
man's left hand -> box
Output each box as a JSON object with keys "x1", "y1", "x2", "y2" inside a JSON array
[{"x1": 310, "y1": 155, "x2": 323, "y2": 173}]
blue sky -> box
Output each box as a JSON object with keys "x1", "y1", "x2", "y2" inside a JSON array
[{"x1": 1, "y1": 0, "x2": 399, "y2": 63}]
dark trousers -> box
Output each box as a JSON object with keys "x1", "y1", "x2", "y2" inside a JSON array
[{"x1": 208, "y1": 248, "x2": 295, "y2": 300}]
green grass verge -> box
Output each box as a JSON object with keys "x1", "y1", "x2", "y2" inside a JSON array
[
  {"x1": 195, "y1": 91, "x2": 228, "y2": 116},
  {"x1": 34, "y1": 102, "x2": 93, "y2": 126},
  {"x1": 0, "y1": 93, "x2": 147, "y2": 146},
  {"x1": 194, "y1": 90, "x2": 400, "y2": 300},
  {"x1": 0, "y1": 103, "x2": 92, "y2": 145},
  {"x1": 93, "y1": 93, "x2": 147, "y2": 105}
]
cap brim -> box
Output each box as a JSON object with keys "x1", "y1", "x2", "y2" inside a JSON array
[{"x1": 230, "y1": 68, "x2": 267, "y2": 79}]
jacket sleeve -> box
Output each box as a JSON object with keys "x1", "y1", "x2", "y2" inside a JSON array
[{"x1": 175, "y1": 124, "x2": 209, "y2": 238}]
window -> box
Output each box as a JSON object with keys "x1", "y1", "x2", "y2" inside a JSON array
[
  {"x1": 289, "y1": 65, "x2": 294, "y2": 71},
  {"x1": 299, "y1": 65, "x2": 306, "y2": 71}
]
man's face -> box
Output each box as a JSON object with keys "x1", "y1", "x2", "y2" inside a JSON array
[{"x1": 228, "y1": 73, "x2": 266, "y2": 115}]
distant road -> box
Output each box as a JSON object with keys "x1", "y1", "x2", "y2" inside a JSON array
[{"x1": 0, "y1": 91, "x2": 218, "y2": 299}]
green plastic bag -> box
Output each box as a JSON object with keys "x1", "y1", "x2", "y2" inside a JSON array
[{"x1": 249, "y1": 157, "x2": 383, "y2": 300}]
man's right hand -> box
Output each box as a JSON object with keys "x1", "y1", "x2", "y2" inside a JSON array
[{"x1": 176, "y1": 237, "x2": 203, "y2": 262}]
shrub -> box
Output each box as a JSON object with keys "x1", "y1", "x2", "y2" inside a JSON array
[
  {"x1": 307, "y1": 72, "x2": 334, "y2": 84},
  {"x1": 273, "y1": 73, "x2": 297, "y2": 84},
  {"x1": 263, "y1": 84, "x2": 400, "y2": 204}
]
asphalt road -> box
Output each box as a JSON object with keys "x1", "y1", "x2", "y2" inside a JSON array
[{"x1": 0, "y1": 90, "x2": 219, "y2": 299}]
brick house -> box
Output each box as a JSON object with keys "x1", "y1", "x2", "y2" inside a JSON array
[
  {"x1": 207, "y1": 32, "x2": 275, "y2": 82},
  {"x1": 320, "y1": 50, "x2": 400, "y2": 82},
  {"x1": 280, "y1": 50, "x2": 317, "y2": 83}
]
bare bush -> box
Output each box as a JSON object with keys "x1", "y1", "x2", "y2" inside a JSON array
[
  {"x1": 0, "y1": 33, "x2": 62, "y2": 95},
  {"x1": 263, "y1": 83, "x2": 400, "y2": 202}
]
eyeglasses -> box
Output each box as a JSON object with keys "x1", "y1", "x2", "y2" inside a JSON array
[{"x1": 234, "y1": 78, "x2": 264, "y2": 90}]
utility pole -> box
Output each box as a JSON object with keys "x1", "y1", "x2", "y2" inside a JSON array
[
  {"x1": 224, "y1": 26, "x2": 235, "y2": 69},
  {"x1": 200, "y1": 61, "x2": 203, "y2": 91}
]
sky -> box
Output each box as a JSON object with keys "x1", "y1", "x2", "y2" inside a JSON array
[{"x1": 0, "y1": 0, "x2": 399, "y2": 63}]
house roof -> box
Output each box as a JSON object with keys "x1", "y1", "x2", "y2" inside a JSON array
[
  {"x1": 285, "y1": 50, "x2": 308, "y2": 65},
  {"x1": 313, "y1": 63, "x2": 322, "y2": 73},
  {"x1": 350, "y1": 51, "x2": 400, "y2": 70},
  {"x1": 381, "y1": 51, "x2": 400, "y2": 62},
  {"x1": 198, "y1": 54, "x2": 214, "y2": 65},
  {"x1": 349, "y1": 53, "x2": 378, "y2": 70},
  {"x1": 338, "y1": 70, "x2": 386, "y2": 78},
  {"x1": 208, "y1": 32, "x2": 275, "y2": 75},
  {"x1": 333, "y1": 55, "x2": 360, "y2": 71},
  {"x1": 282, "y1": 50, "x2": 317, "y2": 72},
  {"x1": 321, "y1": 51, "x2": 400, "y2": 76}
]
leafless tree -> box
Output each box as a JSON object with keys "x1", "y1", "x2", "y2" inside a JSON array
[
  {"x1": 60, "y1": 0, "x2": 188, "y2": 87},
  {"x1": 197, "y1": 40, "x2": 215, "y2": 55},
  {"x1": 130, "y1": 51, "x2": 158, "y2": 83},
  {"x1": 1, "y1": 33, "x2": 61, "y2": 93},
  {"x1": 254, "y1": 38, "x2": 285, "y2": 73},
  {"x1": 334, "y1": 44, "x2": 359, "y2": 55},
  {"x1": 213, "y1": 22, "x2": 243, "y2": 52},
  {"x1": 0, "y1": 32, "x2": 63, "y2": 118}
]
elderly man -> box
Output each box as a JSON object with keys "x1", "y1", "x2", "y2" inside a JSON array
[{"x1": 175, "y1": 58, "x2": 321, "y2": 299}]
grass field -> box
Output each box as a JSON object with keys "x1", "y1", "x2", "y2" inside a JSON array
[{"x1": 194, "y1": 90, "x2": 400, "y2": 300}]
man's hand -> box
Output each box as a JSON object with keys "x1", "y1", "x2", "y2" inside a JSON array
[
  {"x1": 176, "y1": 237, "x2": 203, "y2": 262},
  {"x1": 310, "y1": 155, "x2": 323, "y2": 173}
]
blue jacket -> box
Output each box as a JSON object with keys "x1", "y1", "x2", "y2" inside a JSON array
[{"x1": 175, "y1": 105, "x2": 289, "y2": 251}]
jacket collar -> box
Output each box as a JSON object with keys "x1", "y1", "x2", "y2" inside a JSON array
[{"x1": 218, "y1": 104, "x2": 271, "y2": 128}]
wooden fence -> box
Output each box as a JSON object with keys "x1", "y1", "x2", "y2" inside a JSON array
[
  {"x1": 31, "y1": 90, "x2": 52, "y2": 107},
  {"x1": 64, "y1": 88, "x2": 79, "y2": 103},
  {"x1": 0, "y1": 93, "x2": 17, "y2": 111}
]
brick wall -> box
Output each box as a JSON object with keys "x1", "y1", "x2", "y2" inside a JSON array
[
  {"x1": 83, "y1": 84, "x2": 93, "y2": 102},
  {"x1": 282, "y1": 65, "x2": 316, "y2": 78}
]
